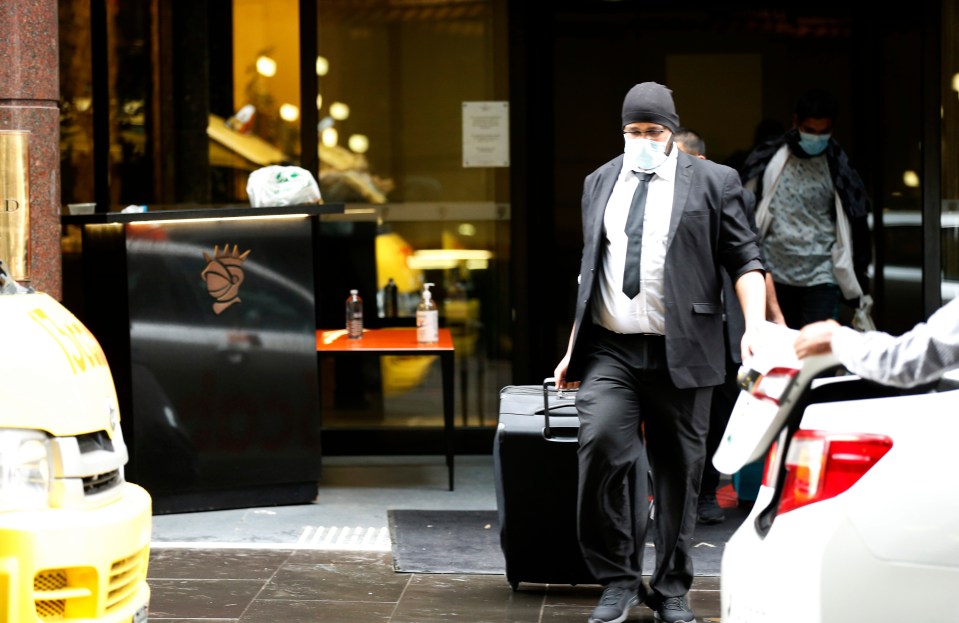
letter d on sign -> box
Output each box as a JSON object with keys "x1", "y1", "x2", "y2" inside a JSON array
[{"x1": 0, "y1": 131, "x2": 30, "y2": 281}]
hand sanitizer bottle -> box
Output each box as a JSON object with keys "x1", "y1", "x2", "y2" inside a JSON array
[{"x1": 416, "y1": 282, "x2": 438, "y2": 345}]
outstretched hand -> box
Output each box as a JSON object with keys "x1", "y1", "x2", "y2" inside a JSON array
[{"x1": 794, "y1": 319, "x2": 841, "y2": 359}]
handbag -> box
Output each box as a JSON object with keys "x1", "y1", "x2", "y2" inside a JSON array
[
  {"x1": 852, "y1": 293, "x2": 877, "y2": 331},
  {"x1": 831, "y1": 196, "x2": 864, "y2": 302}
]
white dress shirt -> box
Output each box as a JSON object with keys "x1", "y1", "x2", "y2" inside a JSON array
[
  {"x1": 831, "y1": 297, "x2": 959, "y2": 388},
  {"x1": 592, "y1": 145, "x2": 678, "y2": 335}
]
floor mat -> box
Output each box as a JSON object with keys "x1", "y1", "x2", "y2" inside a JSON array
[
  {"x1": 388, "y1": 505, "x2": 751, "y2": 576},
  {"x1": 388, "y1": 509, "x2": 504, "y2": 574}
]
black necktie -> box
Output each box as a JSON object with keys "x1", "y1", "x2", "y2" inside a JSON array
[{"x1": 622, "y1": 172, "x2": 653, "y2": 298}]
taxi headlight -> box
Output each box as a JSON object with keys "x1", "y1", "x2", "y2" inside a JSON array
[{"x1": 0, "y1": 429, "x2": 52, "y2": 511}]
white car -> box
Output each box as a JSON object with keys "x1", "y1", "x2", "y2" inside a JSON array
[{"x1": 715, "y1": 326, "x2": 959, "y2": 623}]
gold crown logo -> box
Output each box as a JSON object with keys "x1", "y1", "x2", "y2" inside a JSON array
[{"x1": 201, "y1": 244, "x2": 251, "y2": 315}]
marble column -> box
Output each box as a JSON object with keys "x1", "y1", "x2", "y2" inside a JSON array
[{"x1": 0, "y1": 0, "x2": 61, "y2": 297}]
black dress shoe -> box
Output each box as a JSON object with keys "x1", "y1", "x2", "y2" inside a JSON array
[{"x1": 697, "y1": 492, "x2": 725, "y2": 524}]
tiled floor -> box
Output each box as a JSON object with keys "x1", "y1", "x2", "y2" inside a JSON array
[
  {"x1": 147, "y1": 456, "x2": 727, "y2": 622},
  {"x1": 147, "y1": 548, "x2": 721, "y2": 622}
]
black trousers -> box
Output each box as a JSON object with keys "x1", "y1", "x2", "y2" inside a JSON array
[
  {"x1": 773, "y1": 282, "x2": 841, "y2": 329},
  {"x1": 576, "y1": 326, "x2": 712, "y2": 598}
]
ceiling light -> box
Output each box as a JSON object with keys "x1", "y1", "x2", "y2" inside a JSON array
[
  {"x1": 348, "y1": 134, "x2": 369, "y2": 153},
  {"x1": 256, "y1": 55, "x2": 277, "y2": 77},
  {"x1": 279, "y1": 104, "x2": 300, "y2": 122},
  {"x1": 322, "y1": 127, "x2": 338, "y2": 147},
  {"x1": 330, "y1": 102, "x2": 350, "y2": 121}
]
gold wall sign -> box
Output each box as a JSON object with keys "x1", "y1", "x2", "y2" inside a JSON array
[
  {"x1": 201, "y1": 244, "x2": 251, "y2": 315},
  {"x1": 0, "y1": 131, "x2": 30, "y2": 282}
]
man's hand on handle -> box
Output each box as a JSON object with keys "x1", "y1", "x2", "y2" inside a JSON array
[{"x1": 553, "y1": 352, "x2": 580, "y2": 391}]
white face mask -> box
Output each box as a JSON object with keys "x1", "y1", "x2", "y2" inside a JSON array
[{"x1": 624, "y1": 135, "x2": 670, "y2": 170}]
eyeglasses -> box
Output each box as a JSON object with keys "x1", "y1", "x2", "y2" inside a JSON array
[{"x1": 623, "y1": 129, "x2": 668, "y2": 140}]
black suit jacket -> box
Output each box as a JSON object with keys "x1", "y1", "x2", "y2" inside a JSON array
[
  {"x1": 567, "y1": 151, "x2": 764, "y2": 389},
  {"x1": 721, "y1": 188, "x2": 761, "y2": 367}
]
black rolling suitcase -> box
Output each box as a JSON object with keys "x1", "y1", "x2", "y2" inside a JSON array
[{"x1": 493, "y1": 377, "x2": 598, "y2": 590}]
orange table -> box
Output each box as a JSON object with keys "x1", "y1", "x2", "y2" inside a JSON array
[{"x1": 317, "y1": 328, "x2": 456, "y2": 490}]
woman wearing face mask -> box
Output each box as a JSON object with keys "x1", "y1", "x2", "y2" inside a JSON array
[{"x1": 738, "y1": 88, "x2": 873, "y2": 330}]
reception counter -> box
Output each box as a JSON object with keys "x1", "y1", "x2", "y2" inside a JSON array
[{"x1": 61, "y1": 204, "x2": 381, "y2": 512}]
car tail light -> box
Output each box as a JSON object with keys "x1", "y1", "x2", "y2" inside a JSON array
[
  {"x1": 762, "y1": 439, "x2": 781, "y2": 488},
  {"x1": 776, "y1": 430, "x2": 892, "y2": 514},
  {"x1": 739, "y1": 366, "x2": 799, "y2": 405}
]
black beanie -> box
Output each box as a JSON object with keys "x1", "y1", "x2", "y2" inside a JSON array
[{"x1": 621, "y1": 82, "x2": 679, "y2": 132}]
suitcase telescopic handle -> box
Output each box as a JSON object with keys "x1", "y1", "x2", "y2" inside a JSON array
[{"x1": 542, "y1": 377, "x2": 578, "y2": 441}]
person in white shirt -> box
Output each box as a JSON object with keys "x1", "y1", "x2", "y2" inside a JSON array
[{"x1": 794, "y1": 297, "x2": 959, "y2": 387}]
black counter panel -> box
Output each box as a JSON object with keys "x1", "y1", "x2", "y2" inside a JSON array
[{"x1": 62, "y1": 205, "x2": 346, "y2": 512}]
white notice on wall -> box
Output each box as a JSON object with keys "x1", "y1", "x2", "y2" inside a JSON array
[{"x1": 462, "y1": 101, "x2": 509, "y2": 168}]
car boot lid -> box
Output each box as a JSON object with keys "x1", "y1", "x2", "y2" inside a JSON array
[{"x1": 712, "y1": 321, "x2": 841, "y2": 475}]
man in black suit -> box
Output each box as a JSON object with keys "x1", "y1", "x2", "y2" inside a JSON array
[{"x1": 554, "y1": 83, "x2": 767, "y2": 623}]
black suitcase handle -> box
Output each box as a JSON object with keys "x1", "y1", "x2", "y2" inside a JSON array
[{"x1": 541, "y1": 377, "x2": 578, "y2": 441}]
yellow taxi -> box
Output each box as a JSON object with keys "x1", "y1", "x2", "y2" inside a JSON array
[{"x1": 0, "y1": 285, "x2": 152, "y2": 623}]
